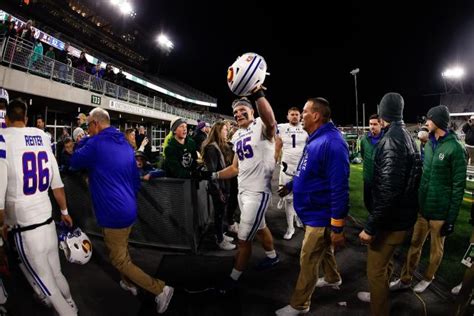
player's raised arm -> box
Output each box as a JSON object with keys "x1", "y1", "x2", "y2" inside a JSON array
[{"x1": 252, "y1": 89, "x2": 277, "y2": 139}]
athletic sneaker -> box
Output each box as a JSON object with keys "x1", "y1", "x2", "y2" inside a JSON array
[
  {"x1": 256, "y1": 254, "x2": 280, "y2": 270},
  {"x1": 216, "y1": 276, "x2": 238, "y2": 295},
  {"x1": 315, "y1": 277, "x2": 342, "y2": 288},
  {"x1": 223, "y1": 234, "x2": 234, "y2": 242},
  {"x1": 66, "y1": 298, "x2": 79, "y2": 313},
  {"x1": 451, "y1": 282, "x2": 462, "y2": 295},
  {"x1": 389, "y1": 278, "x2": 411, "y2": 291},
  {"x1": 283, "y1": 229, "x2": 295, "y2": 240},
  {"x1": 413, "y1": 280, "x2": 431, "y2": 293},
  {"x1": 357, "y1": 291, "x2": 370, "y2": 302},
  {"x1": 275, "y1": 304, "x2": 309, "y2": 315},
  {"x1": 155, "y1": 286, "x2": 174, "y2": 314},
  {"x1": 228, "y1": 223, "x2": 239, "y2": 234},
  {"x1": 217, "y1": 239, "x2": 236, "y2": 251},
  {"x1": 120, "y1": 280, "x2": 138, "y2": 296}
]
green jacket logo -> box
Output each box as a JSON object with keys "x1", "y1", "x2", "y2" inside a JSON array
[{"x1": 439, "y1": 153, "x2": 445, "y2": 160}]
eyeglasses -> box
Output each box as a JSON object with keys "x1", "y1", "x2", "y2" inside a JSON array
[{"x1": 86, "y1": 120, "x2": 96, "y2": 128}]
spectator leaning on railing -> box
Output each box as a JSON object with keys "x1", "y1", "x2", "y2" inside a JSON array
[{"x1": 164, "y1": 117, "x2": 197, "y2": 178}]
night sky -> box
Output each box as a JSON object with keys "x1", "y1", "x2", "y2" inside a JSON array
[{"x1": 134, "y1": 0, "x2": 474, "y2": 125}]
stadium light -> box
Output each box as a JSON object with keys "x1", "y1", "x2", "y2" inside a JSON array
[
  {"x1": 119, "y1": 2, "x2": 133, "y2": 15},
  {"x1": 350, "y1": 68, "x2": 360, "y2": 135},
  {"x1": 157, "y1": 34, "x2": 174, "y2": 50},
  {"x1": 109, "y1": 0, "x2": 135, "y2": 17},
  {"x1": 442, "y1": 66, "x2": 465, "y2": 79}
]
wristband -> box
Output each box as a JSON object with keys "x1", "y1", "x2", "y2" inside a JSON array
[
  {"x1": 249, "y1": 89, "x2": 265, "y2": 103},
  {"x1": 212, "y1": 172, "x2": 219, "y2": 180},
  {"x1": 61, "y1": 209, "x2": 69, "y2": 216}
]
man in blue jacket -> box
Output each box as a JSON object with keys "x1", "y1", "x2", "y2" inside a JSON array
[
  {"x1": 70, "y1": 108, "x2": 173, "y2": 314},
  {"x1": 276, "y1": 97, "x2": 349, "y2": 316}
]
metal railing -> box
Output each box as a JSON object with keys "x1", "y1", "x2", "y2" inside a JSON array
[{"x1": 0, "y1": 36, "x2": 215, "y2": 122}]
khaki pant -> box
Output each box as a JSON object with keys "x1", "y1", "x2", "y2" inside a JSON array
[
  {"x1": 452, "y1": 229, "x2": 474, "y2": 316},
  {"x1": 400, "y1": 215, "x2": 445, "y2": 283},
  {"x1": 103, "y1": 227, "x2": 165, "y2": 295},
  {"x1": 290, "y1": 226, "x2": 341, "y2": 310},
  {"x1": 367, "y1": 230, "x2": 407, "y2": 316}
]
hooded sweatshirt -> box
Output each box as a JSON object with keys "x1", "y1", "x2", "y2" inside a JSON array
[{"x1": 70, "y1": 126, "x2": 140, "y2": 228}]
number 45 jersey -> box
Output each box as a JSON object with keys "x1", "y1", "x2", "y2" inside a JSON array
[
  {"x1": 0, "y1": 127, "x2": 63, "y2": 227},
  {"x1": 232, "y1": 118, "x2": 275, "y2": 193}
]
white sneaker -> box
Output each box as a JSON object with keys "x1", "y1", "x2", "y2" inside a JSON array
[
  {"x1": 217, "y1": 239, "x2": 236, "y2": 251},
  {"x1": 120, "y1": 280, "x2": 138, "y2": 296},
  {"x1": 275, "y1": 304, "x2": 309, "y2": 315},
  {"x1": 315, "y1": 277, "x2": 342, "y2": 288},
  {"x1": 228, "y1": 223, "x2": 239, "y2": 234},
  {"x1": 295, "y1": 217, "x2": 303, "y2": 228},
  {"x1": 223, "y1": 234, "x2": 234, "y2": 242},
  {"x1": 451, "y1": 282, "x2": 462, "y2": 295},
  {"x1": 413, "y1": 280, "x2": 432, "y2": 293},
  {"x1": 155, "y1": 286, "x2": 174, "y2": 314},
  {"x1": 283, "y1": 229, "x2": 295, "y2": 240},
  {"x1": 357, "y1": 291, "x2": 370, "y2": 303},
  {"x1": 389, "y1": 279, "x2": 411, "y2": 291},
  {"x1": 66, "y1": 298, "x2": 79, "y2": 313}
]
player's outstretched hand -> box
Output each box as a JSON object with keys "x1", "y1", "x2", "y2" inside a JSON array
[
  {"x1": 61, "y1": 214, "x2": 73, "y2": 227},
  {"x1": 277, "y1": 185, "x2": 291, "y2": 197}
]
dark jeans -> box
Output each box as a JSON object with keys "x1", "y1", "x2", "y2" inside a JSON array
[
  {"x1": 211, "y1": 195, "x2": 227, "y2": 243},
  {"x1": 364, "y1": 181, "x2": 373, "y2": 213},
  {"x1": 227, "y1": 177, "x2": 239, "y2": 225}
]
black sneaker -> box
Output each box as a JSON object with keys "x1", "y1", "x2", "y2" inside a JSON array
[
  {"x1": 216, "y1": 276, "x2": 238, "y2": 295},
  {"x1": 256, "y1": 254, "x2": 280, "y2": 270}
]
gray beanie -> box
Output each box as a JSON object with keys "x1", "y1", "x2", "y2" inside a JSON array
[
  {"x1": 170, "y1": 117, "x2": 186, "y2": 132},
  {"x1": 378, "y1": 92, "x2": 404, "y2": 122},
  {"x1": 427, "y1": 105, "x2": 450, "y2": 130},
  {"x1": 72, "y1": 127, "x2": 84, "y2": 141}
]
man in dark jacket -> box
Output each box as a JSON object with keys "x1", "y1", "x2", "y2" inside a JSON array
[
  {"x1": 164, "y1": 117, "x2": 197, "y2": 178},
  {"x1": 462, "y1": 115, "x2": 474, "y2": 165},
  {"x1": 357, "y1": 92, "x2": 422, "y2": 316},
  {"x1": 360, "y1": 114, "x2": 383, "y2": 213},
  {"x1": 70, "y1": 108, "x2": 174, "y2": 313},
  {"x1": 276, "y1": 97, "x2": 349, "y2": 315},
  {"x1": 390, "y1": 105, "x2": 467, "y2": 293}
]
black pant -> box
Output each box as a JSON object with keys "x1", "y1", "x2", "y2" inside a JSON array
[
  {"x1": 227, "y1": 177, "x2": 239, "y2": 225},
  {"x1": 364, "y1": 181, "x2": 373, "y2": 213},
  {"x1": 211, "y1": 195, "x2": 227, "y2": 243}
]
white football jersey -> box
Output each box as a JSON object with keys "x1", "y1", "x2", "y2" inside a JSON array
[
  {"x1": 0, "y1": 127, "x2": 63, "y2": 227},
  {"x1": 232, "y1": 118, "x2": 275, "y2": 193},
  {"x1": 0, "y1": 110, "x2": 5, "y2": 129},
  {"x1": 277, "y1": 123, "x2": 308, "y2": 169}
]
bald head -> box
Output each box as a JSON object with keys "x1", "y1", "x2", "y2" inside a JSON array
[{"x1": 88, "y1": 108, "x2": 110, "y2": 135}]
